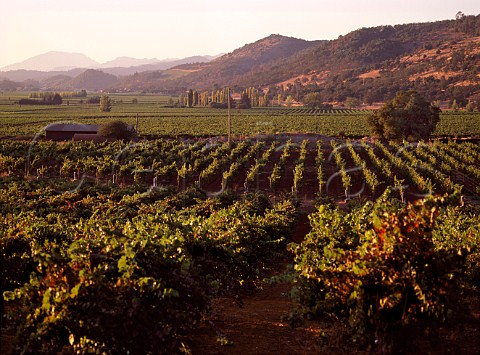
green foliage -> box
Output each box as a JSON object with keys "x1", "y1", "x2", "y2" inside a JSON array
[
  {"x1": 99, "y1": 94, "x2": 112, "y2": 112},
  {"x1": 451, "y1": 99, "x2": 459, "y2": 111},
  {"x1": 186, "y1": 89, "x2": 194, "y2": 108},
  {"x1": 368, "y1": 91, "x2": 440, "y2": 141},
  {"x1": 98, "y1": 120, "x2": 134, "y2": 140},
  {"x1": 285, "y1": 95, "x2": 294, "y2": 107},
  {"x1": 345, "y1": 96, "x2": 360, "y2": 108},
  {"x1": 87, "y1": 96, "x2": 100, "y2": 104},
  {"x1": 303, "y1": 92, "x2": 321, "y2": 108},
  {"x1": 1, "y1": 174, "x2": 296, "y2": 353},
  {"x1": 18, "y1": 93, "x2": 62, "y2": 105},
  {"x1": 238, "y1": 92, "x2": 252, "y2": 109},
  {"x1": 4, "y1": 215, "x2": 209, "y2": 353},
  {"x1": 0, "y1": 212, "x2": 63, "y2": 291},
  {"x1": 432, "y1": 206, "x2": 480, "y2": 283},
  {"x1": 290, "y1": 191, "x2": 475, "y2": 352},
  {"x1": 268, "y1": 164, "x2": 281, "y2": 190},
  {"x1": 465, "y1": 101, "x2": 475, "y2": 112},
  {"x1": 303, "y1": 92, "x2": 332, "y2": 110}
]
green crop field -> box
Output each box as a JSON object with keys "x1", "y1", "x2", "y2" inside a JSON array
[{"x1": 1, "y1": 92, "x2": 479, "y2": 138}]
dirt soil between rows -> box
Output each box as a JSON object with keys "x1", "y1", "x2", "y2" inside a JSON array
[
  {"x1": 189, "y1": 281, "x2": 325, "y2": 355},
  {"x1": 189, "y1": 273, "x2": 480, "y2": 355}
]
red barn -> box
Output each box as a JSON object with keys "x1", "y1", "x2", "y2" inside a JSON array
[{"x1": 45, "y1": 123, "x2": 99, "y2": 141}]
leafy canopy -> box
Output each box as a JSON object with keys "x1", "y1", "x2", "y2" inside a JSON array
[
  {"x1": 98, "y1": 120, "x2": 134, "y2": 140},
  {"x1": 368, "y1": 90, "x2": 440, "y2": 141},
  {"x1": 290, "y1": 190, "x2": 475, "y2": 352}
]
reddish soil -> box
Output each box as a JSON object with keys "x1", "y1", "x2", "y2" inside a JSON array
[
  {"x1": 189, "y1": 282, "x2": 325, "y2": 355},
  {"x1": 230, "y1": 156, "x2": 257, "y2": 192},
  {"x1": 189, "y1": 263, "x2": 480, "y2": 355}
]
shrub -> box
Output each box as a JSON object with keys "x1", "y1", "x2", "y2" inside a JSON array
[
  {"x1": 209, "y1": 102, "x2": 229, "y2": 109},
  {"x1": 87, "y1": 96, "x2": 100, "y2": 104},
  {"x1": 98, "y1": 120, "x2": 134, "y2": 141}
]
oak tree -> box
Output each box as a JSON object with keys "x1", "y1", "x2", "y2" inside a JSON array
[{"x1": 368, "y1": 91, "x2": 440, "y2": 141}]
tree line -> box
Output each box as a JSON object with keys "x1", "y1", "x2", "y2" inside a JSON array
[
  {"x1": 19, "y1": 93, "x2": 62, "y2": 105},
  {"x1": 179, "y1": 87, "x2": 278, "y2": 109}
]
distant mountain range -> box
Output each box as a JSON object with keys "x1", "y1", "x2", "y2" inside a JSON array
[
  {"x1": 0, "y1": 52, "x2": 219, "y2": 79},
  {"x1": 1, "y1": 51, "x2": 99, "y2": 71},
  {"x1": 97, "y1": 57, "x2": 163, "y2": 69},
  {"x1": 1, "y1": 14, "x2": 479, "y2": 103}
]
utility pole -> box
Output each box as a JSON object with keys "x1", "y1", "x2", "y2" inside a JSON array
[
  {"x1": 135, "y1": 113, "x2": 139, "y2": 141},
  {"x1": 227, "y1": 87, "x2": 231, "y2": 145}
]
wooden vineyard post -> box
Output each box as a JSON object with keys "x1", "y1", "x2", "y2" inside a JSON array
[
  {"x1": 227, "y1": 87, "x2": 231, "y2": 145},
  {"x1": 135, "y1": 113, "x2": 139, "y2": 141}
]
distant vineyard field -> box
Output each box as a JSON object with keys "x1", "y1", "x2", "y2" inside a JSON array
[{"x1": 1, "y1": 93, "x2": 479, "y2": 138}]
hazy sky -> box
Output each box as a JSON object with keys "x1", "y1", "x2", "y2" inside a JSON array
[{"x1": 1, "y1": 0, "x2": 479, "y2": 68}]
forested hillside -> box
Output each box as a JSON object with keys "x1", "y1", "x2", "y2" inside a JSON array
[
  {"x1": 115, "y1": 14, "x2": 480, "y2": 104},
  {"x1": 2, "y1": 14, "x2": 479, "y2": 104}
]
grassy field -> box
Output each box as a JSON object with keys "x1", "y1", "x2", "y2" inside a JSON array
[{"x1": 1, "y1": 92, "x2": 479, "y2": 138}]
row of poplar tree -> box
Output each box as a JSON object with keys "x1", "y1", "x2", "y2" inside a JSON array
[{"x1": 180, "y1": 87, "x2": 274, "y2": 108}]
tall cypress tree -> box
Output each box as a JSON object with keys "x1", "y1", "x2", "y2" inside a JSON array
[{"x1": 186, "y1": 89, "x2": 194, "y2": 107}]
